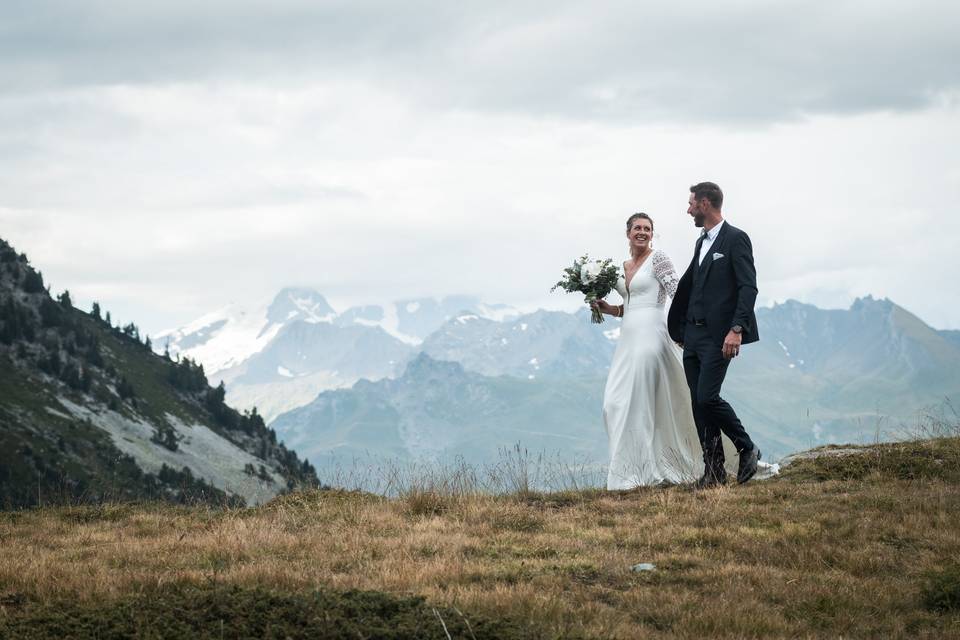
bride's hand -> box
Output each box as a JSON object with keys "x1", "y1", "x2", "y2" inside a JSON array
[{"x1": 591, "y1": 300, "x2": 617, "y2": 315}]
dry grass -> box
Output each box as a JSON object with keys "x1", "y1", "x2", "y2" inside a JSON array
[{"x1": 2, "y1": 440, "x2": 960, "y2": 638}]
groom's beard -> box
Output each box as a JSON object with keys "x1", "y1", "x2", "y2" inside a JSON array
[{"x1": 693, "y1": 212, "x2": 706, "y2": 227}]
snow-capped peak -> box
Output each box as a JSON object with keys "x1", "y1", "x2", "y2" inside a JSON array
[
  {"x1": 266, "y1": 288, "x2": 336, "y2": 325},
  {"x1": 159, "y1": 290, "x2": 520, "y2": 379},
  {"x1": 157, "y1": 288, "x2": 334, "y2": 376}
]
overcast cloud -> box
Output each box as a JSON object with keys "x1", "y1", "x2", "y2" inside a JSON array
[{"x1": 1, "y1": 1, "x2": 958, "y2": 333}]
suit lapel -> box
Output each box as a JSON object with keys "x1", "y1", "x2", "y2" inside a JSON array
[
  {"x1": 699, "y1": 222, "x2": 730, "y2": 281},
  {"x1": 680, "y1": 234, "x2": 702, "y2": 281}
]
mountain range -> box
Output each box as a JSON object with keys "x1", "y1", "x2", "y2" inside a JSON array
[
  {"x1": 157, "y1": 290, "x2": 520, "y2": 421},
  {"x1": 162, "y1": 287, "x2": 960, "y2": 467},
  {"x1": 9, "y1": 225, "x2": 957, "y2": 503},
  {"x1": 273, "y1": 353, "x2": 607, "y2": 467}
]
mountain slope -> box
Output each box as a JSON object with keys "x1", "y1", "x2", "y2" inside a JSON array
[
  {"x1": 421, "y1": 308, "x2": 617, "y2": 378},
  {"x1": 721, "y1": 297, "x2": 960, "y2": 450},
  {"x1": 271, "y1": 353, "x2": 609, "y2": 466},
  {"x1": 938, "y1": 328, "x2": 960, "y2": 349},
  {"x1": 159, "y1": 291, "x2": 519, "y2": 420},
  {"x1": 271, "y1": 296, "x2": 960, "y2": 465},
  {"x1": 0, "y1": 238, "x2": 318, "y2": 508},
  {"x1": 213, "y1": 320, "x2": 416, "y2": 422}
]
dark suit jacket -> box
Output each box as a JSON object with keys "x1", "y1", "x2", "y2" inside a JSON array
[{"x1": 667, "y1": 221, "x2": 759, "y2": 346}]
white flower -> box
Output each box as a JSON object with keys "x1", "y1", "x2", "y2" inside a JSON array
[{"x1": 580, "y1": 261, "x2": 604, "y2": 283}]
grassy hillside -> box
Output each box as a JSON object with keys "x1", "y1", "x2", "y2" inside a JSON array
[
  {"x1": 0, "y1": 236, "x2": 318, "y2": 508},
  {"x1": 1, "y1": 437, "x2": 958, "y2": 638}
]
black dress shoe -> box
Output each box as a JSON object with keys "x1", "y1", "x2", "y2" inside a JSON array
[
  {"x1": 695, "y1": 461, "x2": 726, "y2": 489},
  {"x1": 695, "y1": 473, "x2": 720, "y2": 489},
  {"x1": 713, "y1": 462, "x2": 728, "y2": 485},
  {"x1": 737, "y1": 447, "x2": 761, "y2": 484},
  {"x1": 694, "y1": 462, "x2": 712, "y2": 488}
]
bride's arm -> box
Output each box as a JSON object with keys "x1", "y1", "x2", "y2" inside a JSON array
[
  {"x1": 592, "y1": 284, "x2": 626, "y2": 317},
  {"x1": 653, "y1": 250, "x2": 680, "y2": 301},
  {"x1": 591, "y1": 299, "x2": 624, "y2": 317}
]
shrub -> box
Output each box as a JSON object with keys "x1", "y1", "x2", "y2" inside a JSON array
[{"x1": 922, "y1": 565, "x2": 960, "y2": 612}]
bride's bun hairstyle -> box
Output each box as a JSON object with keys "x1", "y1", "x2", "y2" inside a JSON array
[{"x1": 626, "y1": 212, "x2": 654, "y2": 232}]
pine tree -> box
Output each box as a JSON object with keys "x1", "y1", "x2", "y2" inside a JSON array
[
  {"x1": 105, "y1": 311, "x2": 112, "y2": 327},
  {"x1": 91, "y1": 302, "x2": 101, "y2": 320},
  {"x1": 0, "y1": 298, "x2": 18, "y2": 344},
  {"x1": 78, "y1": 367, "x2": 92, "y2": 392},
  {"x1": 22, "y1": 269, "x2": 44, "y2": 294},
  {"x1": 167, "y1": 357, "x2": 207, "y2": 392},
  {"x1": 116, "y1": 377, "x2": 136, "y2": 400},
  {"x1": 41, "y1": 350, "x2": 62, "y2": 376},
  {"x1": 205, "y1": 381, "x2": 228, "y2": 421},
  {"x1": 122, "y1": 322, "x2": 140, "y2": 340},
  {"x1": 60, "y1": 363, "x2": 82, "y2": 389},
  {"x1": 85, "y1": 335, "x2": 104, "y2": 367},
  {"x1": 39, "y1": 297, "x2": 62, "y2": 328},
  {"x1": 57, "y1": 290, "x2": 72, "y2": 309}
]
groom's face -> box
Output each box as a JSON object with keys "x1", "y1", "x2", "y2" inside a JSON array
[{"x1": 688, "y1": 194, "x2": 706, "y2": 227}]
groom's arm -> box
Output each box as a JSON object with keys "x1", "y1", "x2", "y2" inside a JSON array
[
  {"x1": 730, "y1": 231, "x2": 758, "y2": 333},
  {"x1": 667, "y1": 267, "x2": 693, "y2": 346}
]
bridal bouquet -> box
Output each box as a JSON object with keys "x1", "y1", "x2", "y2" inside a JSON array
[{"x1": 551, "y1": 255, "x2": 620, "y2": 323}]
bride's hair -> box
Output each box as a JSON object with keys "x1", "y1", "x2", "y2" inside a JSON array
[{"x1": 626, "y1": 212, "x2": 654, "y2": 232}]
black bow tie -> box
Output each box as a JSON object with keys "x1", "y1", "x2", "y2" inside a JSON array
[{"x1": 699, "y1": 230, "x2": 708, "y2": 241}]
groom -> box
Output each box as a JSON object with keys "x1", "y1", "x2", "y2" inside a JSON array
[{"x1": 667, "y1": 181, "x2": 761, "y2": 487}]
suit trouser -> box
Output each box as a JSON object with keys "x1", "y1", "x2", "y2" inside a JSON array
[{"x1": 682, "y1": 322, "x2": 754, "y2": 464}]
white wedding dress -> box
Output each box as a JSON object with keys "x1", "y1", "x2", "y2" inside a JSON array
[{"x1": 602, "y1": 250, "x2": 733, "y2": 488}]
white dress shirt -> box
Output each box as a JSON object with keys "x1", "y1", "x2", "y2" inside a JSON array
[{"x1": 698, "y1": 220, "x2": 725, "y2": 266}]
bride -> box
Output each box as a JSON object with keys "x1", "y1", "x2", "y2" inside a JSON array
[{"x1": 593, "y1": 213, "x2": 737, "y2": 488}]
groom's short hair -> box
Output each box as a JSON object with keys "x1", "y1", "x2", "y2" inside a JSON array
[{"x1": 690, "y1": 182, "x2": 723, "y2": 209}]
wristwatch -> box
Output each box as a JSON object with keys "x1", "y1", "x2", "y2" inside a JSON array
[{"x1": 731, "y1": 325, "x2": 743, "y2": 334}]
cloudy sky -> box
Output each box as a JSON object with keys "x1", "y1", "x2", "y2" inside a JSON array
[{"x1": 2, "y1": 0, "x2": 959, "y2": 334}]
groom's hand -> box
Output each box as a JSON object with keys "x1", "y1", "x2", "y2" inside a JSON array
[{"x1": 722, "y1": 330, "x2": 742, "y2": 359}]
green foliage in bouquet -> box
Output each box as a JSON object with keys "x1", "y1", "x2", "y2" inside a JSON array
[{"x1": 551, "y1": 255, "x2": 621, "y2": 323}]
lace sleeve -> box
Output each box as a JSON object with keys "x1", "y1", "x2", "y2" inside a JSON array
[{"x1": 653, "y1": 250, "x2": 679, "y2": 304}]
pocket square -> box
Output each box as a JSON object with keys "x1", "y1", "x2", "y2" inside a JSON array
[{"x1": 712, "y1": 252, "x2": 725, "y2": 260}]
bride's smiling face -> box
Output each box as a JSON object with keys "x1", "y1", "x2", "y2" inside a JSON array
[{"x1": 627, "y1": 218, "x2": 653, "y2": 251}]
